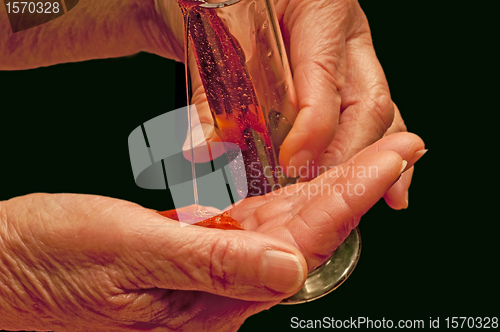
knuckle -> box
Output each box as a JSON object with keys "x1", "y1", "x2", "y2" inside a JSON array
[
  {"x1": 310, "y1": 55, "x2": 346, "y2": 93},
  {"x1": 208, "y1": 235, "x2": 241, "y2": 293},
  {"x1": 334, "y1": 189, "x2": 359, "y2": 239},
  {"x1": 366, "y1": 86, "x2": 395, "y2": 135}
]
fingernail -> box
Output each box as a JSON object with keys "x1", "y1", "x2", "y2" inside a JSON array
[
  {"x1": 399, "y1": 160, "x2": 408, "y2": 174},
  {"x1": 288, "y1": 150, "x2": 314, "y2": 178},
  {"x1": 260, "y1": 250, "x2": 304, "y2": 293},
  {"x1": 408, "y1": 149, "x2": 428, "y2": 168},
  {"x1": 182, "y1": 123, "x2": 214, "y2": 151}
]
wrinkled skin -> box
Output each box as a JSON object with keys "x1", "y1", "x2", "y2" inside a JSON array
[
  {"x1": 1, "y1": 0, "x2": 415, "y2": 207},
  {"x1": 1, "y1": 0, "x2": 423, "y2": 330},
  {"x1": 0, "y1": 133, "x2": 425, "y2": 331},
  {"x1": 155, "y1": 0, "x2": 412, "y2": 209},
  {"x1": 0, "y1": 194, "x2": 278, "y2": 331}
]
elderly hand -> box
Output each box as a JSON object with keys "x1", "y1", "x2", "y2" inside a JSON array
[
  {"x1": 1, "y1": 0, "x2": 417, "y2": 209},
  {"x1": 0, "y1": 132, "x2": 424, "y2": 331},
  {"x1": 274, "y1": 0, "x2": 414, "y2": 212},
  {"x1": 154, "y1": 0, "x2": 415, "y2": 210},
  {"x1": 231, "y1": 132, "x2": 425, "y2": 269},
  {"x1": 0, "y1": 193, "x2": 305, "y2": 331}
]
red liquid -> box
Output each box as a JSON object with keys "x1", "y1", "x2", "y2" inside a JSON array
[
  {"x1": 158, "y1": 209, "x2": 243, "y2": 230},
  {"x1": 179, "y1": 0, "x2": 280, "y2": 198}
]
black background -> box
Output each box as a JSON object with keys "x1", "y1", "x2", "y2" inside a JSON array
[{"x1": 0, "y1": 0, "x2": 496, "y2": 331}]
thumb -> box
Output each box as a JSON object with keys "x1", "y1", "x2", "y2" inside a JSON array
[
  {"x1": 182, "y1": 122, "x2": 225, "y2": 163},
  {"x1": 280, "y1": 0, "x2": 347, "y2": 176},
  {"x1": 126, "y1": 215, "x2": 308, "y2": 301}
]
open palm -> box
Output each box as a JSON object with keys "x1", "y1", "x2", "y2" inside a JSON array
[{"x1": 0, "y1": 133, "x2": 423, "y2": 331}]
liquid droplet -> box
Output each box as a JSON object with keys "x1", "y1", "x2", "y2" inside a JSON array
[
  {"x1": 263, "y1": 21, "x2": 268, "y2": 28},
  {"x1": 267, "y1": 51, "x2": 272, "y2": 57}
]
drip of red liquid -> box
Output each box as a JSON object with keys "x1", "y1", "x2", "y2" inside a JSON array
[{"x1": 157, "y1": 209, "x2": 244, "y2": 230}]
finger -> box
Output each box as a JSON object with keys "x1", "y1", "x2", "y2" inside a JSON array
[
  {"x1": 279, "y1": 0, "x2": 347, "y2": 177},
  {"x1": 271, "y1": 150, "x2": 407, "y2": 269},
  {"x1": 234, "y1": 132, "x2": 424, "y2": 227},
  {"x1": 260, "y1": 132, "x2": 424, "y2": 268},
  {"x1": 382, "y1": 104, "x2": 418, "y2": 209},
  {"x1": 229, "y1": 182, "x2": 313, "y2": 233},
  {"x1": 384, "y1": 166, "x2": 414, "y2": 210},
  {"x1": 342, "y1": 133, "x2": 426, "y2": 212},
  {"x1": 315, "y1": 132, "x2": 425, "y2": 184},
  {"x1": 125, "y1": 212, "x2": 308, "y2": 301},
  {"x1": 327, "y1": 29, "x2": 395, "y2": 165},
  {"x1": 182, "y1": 121, "x2": 224, "y2": 163}
]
